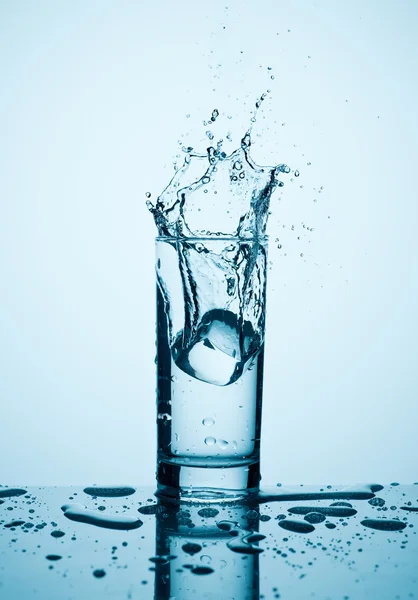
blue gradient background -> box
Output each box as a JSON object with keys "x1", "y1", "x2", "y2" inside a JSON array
[{"x1": 0, "y1": 0, "x2": 417, "y2": 486}]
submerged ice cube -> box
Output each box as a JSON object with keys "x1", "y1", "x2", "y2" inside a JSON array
[{"x1": 172, "y1": 309, "x2": 259, "y2": 386}]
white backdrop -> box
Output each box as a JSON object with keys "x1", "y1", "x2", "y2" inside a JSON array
[{"x1": 1, "y1": 0, "x2": 417, "y2": 486}]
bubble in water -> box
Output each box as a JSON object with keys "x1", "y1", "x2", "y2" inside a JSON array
[
  {"x1": 295, "y1": 170, "x2": 300, "y2": 177},
  {"x1": 198, "y1": 508, "x2": 219, "y2": 518},
  {"x1": 145, "y1": 192, "x2": 151, "y2": 198},
  {"x1": 46, "y1": 555, "x2": 62, "y2": 561},
  {"x1": 157, "y1": 413, "x2": 172, "y2": 422},
  {"x1": 211, "y1": 109, "x2": 219, "y2": 122},
  {"x1": 218, "y1": 439, "x2": 229, "y2": 449},
  {"x1": 202, "y1": 418, "x2": 215, "y2": 427},
  {"x1": 205, "y1": 437, "x2": 216, "y2": 446}
]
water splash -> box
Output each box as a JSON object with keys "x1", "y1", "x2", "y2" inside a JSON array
[
  {"x1": 148, "y1": 131, "x2": 287, "y2": 240},
  {"x1": 150, "y1": 104, "x2": 288, "y2": 386}
]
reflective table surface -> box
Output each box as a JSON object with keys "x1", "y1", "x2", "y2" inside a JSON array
[{"x1": 1, "y1": 483, "x2": 417, "y2": 599}]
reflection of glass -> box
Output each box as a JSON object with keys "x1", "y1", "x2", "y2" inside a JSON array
[
  {"x1": 153, "y1": 500, "x2": 260, "y2": 600},
  {"x1": 155, "y1": 237, "x2": 268, "y2": 501}
]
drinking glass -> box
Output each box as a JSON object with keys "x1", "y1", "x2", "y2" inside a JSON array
[{"x1": 155, "y1": 236, "x2": 268, "y2": 501}]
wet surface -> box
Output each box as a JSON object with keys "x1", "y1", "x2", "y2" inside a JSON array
[{"x1": 0, "y1": 484, "x2": 417, "y2": 599}]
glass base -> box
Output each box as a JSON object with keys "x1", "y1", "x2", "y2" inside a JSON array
[{"x1": 156, "y1": 459, "x2": 261, "y2": 503}]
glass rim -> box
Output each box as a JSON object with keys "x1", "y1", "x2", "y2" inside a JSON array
[{"x1": 155, "y1": 235, "x2": 269, "y2": 242}]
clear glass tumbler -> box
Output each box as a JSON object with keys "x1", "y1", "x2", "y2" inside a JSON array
[{"x1": 155, "y1": 236, "x2": 268, "y2": 501}]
